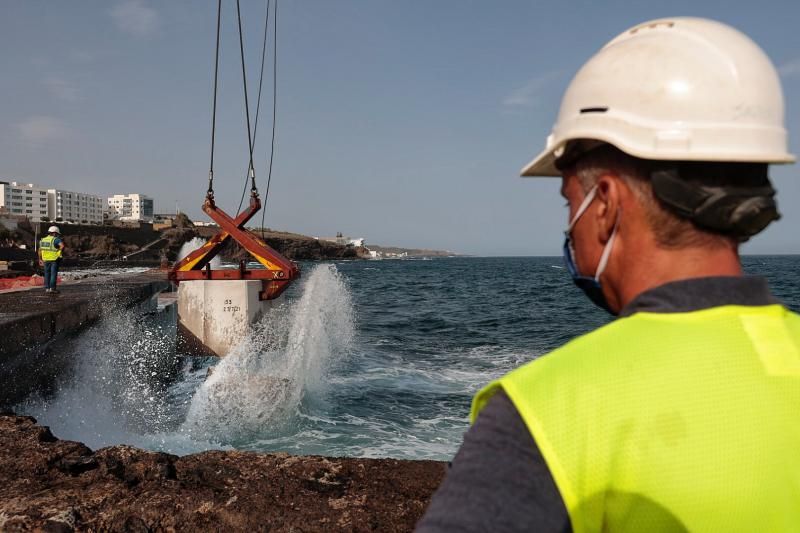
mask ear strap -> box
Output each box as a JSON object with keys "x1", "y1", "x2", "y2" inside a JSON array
[
  {"x1": 567, "y1": 185, "x2": 598, "y2": 232},
  {"x1": 594, "y1": 208, "x2": 620, "y2": 280}
]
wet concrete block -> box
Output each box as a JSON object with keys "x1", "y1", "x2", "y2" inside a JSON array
[{"x1": 177, "y1": 280, "x2": 277, "y2": 357}]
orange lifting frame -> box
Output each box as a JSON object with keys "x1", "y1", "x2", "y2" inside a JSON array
[{"x1": 168, "y1": 196, "x2": 300, "y2": 301}]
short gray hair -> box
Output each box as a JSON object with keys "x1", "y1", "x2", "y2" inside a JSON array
[{"x1": 570, "y1": 145, "x2": 737, "y2": 249}]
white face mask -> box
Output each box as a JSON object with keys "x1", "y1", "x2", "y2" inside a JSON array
[{"x1": 563, "y1": 184, "x2": 620, "y2": 314}]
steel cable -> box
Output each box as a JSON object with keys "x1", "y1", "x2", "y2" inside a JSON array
[
  {"x1": 235, "y1": 0, "x2": 258, "y2": 195},
  {"x1": 237, "y1": 0, "x2": 272, "y2": 215},
  {"x1": 207, "y1": 0, "x2": 223, "y2": 198},
  {"x1": 260, "y1": 0, "x2": 278, "y2": 238}
]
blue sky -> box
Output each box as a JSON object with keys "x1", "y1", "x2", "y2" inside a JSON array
[{"x1": 0, "y1": 1, "x2": 798, "y2": 256}]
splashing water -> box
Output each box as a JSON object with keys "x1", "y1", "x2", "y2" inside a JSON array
[
  {"x1": 178, "y1": 237, "x2": 222, "y2": 269},
  {"x1": 182, "y1": 264, "x2": 355, "y2": 443},
  {"x1": 20, "y1": 264, "x2": 355, "y2": 454},
  {"x1": 17, "y1": 295, "x2": 185, "y2": 450}
]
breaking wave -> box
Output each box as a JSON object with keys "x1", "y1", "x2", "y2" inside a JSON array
[
  {"x1": 177, "y1": 237, "x2": 222, "y2": 269},
  {"x1": 17, "y1": 292, "x2": 184, "y2": 450},
  {"x1": 20, "y1": 264, "x2": 354, "y2": 454},
  {"x1": 181, "y1": 264, "x2": 355, "y2": 443}
]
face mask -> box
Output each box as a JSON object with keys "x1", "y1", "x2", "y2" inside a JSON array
[{"x1": 563, "y1": 185, "x2": 619, "y2": 315}]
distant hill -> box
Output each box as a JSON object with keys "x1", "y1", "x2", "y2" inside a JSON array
[{"x1": 368, "y1": 245, "x2": 460, "y2": 258}]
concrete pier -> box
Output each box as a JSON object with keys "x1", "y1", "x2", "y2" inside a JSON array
[
  {"x1": 0, "y1": 271, "x2": 168, "y2": 407},
  {"x1": 177, "y1": 280, "x2": 277, "y2": 357}
]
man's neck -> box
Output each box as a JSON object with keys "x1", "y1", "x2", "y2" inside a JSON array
[{"x1": 611, "y1": 245, "x2": 743, "y2": 311}]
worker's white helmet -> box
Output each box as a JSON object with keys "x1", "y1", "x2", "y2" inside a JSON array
[
  {"x1": 48, "y1": 226, "x2": 60, "y2": 234},
  {"x1": 521, "y1": 17, "x2": 796, "y2": 177}
]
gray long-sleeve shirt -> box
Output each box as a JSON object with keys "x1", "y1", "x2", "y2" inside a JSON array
[{"x1": 416, "y1": 276, "x2": 779, "y2": 532}]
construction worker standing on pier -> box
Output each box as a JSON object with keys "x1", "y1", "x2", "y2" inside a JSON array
[
  {"x1": 39, "y1": 226, "x2": 65, "y2": 294},
  {"x1": 418, "y1": 17, "x2": 799, "y2": 532}
]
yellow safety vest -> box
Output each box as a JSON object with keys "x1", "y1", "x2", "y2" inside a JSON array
[
  {"x1": 472, "y1": 304, "x2": 800, "y2": 532},
  {"x1": 40, "y1": 235, "x2": 62, "y2": 261}
]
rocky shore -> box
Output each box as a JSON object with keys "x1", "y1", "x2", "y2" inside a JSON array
[
  {"x1": 0, "y1": 413, "x2": 445, "y2": 532},
  {"x1": 0, "y1": 217, "x2": 367, "y2": 271}
]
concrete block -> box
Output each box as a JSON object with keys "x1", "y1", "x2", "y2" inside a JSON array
[{"x1": 177, "y1": 280, "x2": 275, "y2": 357}]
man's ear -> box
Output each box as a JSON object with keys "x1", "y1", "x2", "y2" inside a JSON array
[{"x1": 594, "y1": 175, "x2": 621, "y2": 243}]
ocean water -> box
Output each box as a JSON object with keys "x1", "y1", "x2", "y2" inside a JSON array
[{"x1": 19, "y1": 256, "x2": 800, "y2": 460}]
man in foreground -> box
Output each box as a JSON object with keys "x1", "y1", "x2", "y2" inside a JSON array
[
  {"x1": 39, "y1": 225, "x2": 65, "y2": 294},
  {"x1": 417, "y1": 17, "x2": 799, "y2": 532}
]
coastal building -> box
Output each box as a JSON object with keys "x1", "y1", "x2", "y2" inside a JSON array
[
  {"x1": 47, "y1": 189, "x2": 104, "y2": 224},
  {"x1": 107, "y1": 193, "x2": 154, "y2": 222},
  {"x1": 0, "y1": 181, "x2": 50, "y2": 222},
  {"x1": 153, "y1": 213, "x2": 176, "y2": 231},
  {"x1": 154, "y1": 213, "x2": 176, "y2": 223},
  {"x1": 0, "y1": 180, "x2": 107, "y2": 225},
  {"x1": 319, "y1": 232, "x2": 348, "y2": 246},
  {"x1": 320, "y1": 233, "x2": 367, "y2": 248}
]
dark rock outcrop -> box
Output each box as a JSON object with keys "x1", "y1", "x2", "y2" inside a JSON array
[
  {"x1": 219, "y1": 232, "x2": 366, "y2": 262},
  {"x1": 0, "y1": 414, "x2": 446, "y2": 532},
  {"x1": 1, "y1": 225, "x2": 365, "y2": 269}
]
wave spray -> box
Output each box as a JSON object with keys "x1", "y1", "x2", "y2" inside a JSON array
[
  {"x1": 182, "y1": 264, "x2": 355, "y2": 443},
  {"x1": 177, "y1": 237, "x2": 222, "y2": 269}
]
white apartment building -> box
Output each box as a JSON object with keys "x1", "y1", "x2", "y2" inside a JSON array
[
  {"x1": 48, "y1": 189, "x2": 105, "y2": 224},
  {"x1": 0, "y1": 181, "x2": 50, "y2": 221},
  {"x1": 108, "y1": 193, "x2": 154, "y2": 222}
]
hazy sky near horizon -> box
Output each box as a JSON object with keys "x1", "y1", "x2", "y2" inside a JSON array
[{"x1": 1, "y1": 1, "x2": 798, "y2": 256}]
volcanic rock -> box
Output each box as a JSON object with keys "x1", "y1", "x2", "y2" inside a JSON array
[{"x1": 0, "y1": 414, "x2": 446, "y2": 532}]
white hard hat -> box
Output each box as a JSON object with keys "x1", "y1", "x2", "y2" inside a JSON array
[
  {"x1": 48, "y1": 226, "x2": 60, "y2": 234},
  {"x1": 522, "y1": 17, "x2": 796, "y2": 177}
]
